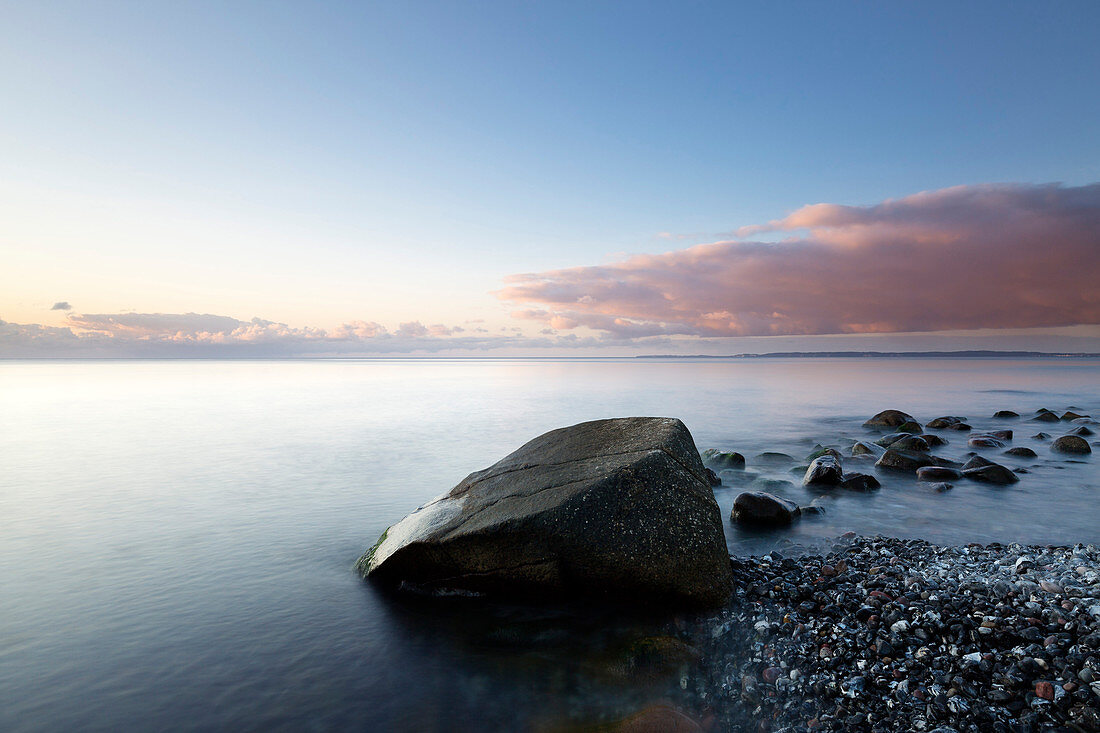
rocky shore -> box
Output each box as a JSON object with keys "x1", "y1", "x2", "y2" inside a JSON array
[{"x1": 687, "y1": 535, "x2": 1100, "y2": 732}]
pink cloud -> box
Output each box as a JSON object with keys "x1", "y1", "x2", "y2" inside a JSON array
[{"x1": 498, "y1": 182, "x2": 1100, "y2": 337}]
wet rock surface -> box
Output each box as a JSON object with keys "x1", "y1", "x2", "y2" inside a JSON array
[
  {"x1": 689, "y1": 536, "x2": 1100, "y2": 732},
  {"x1": 732, "y1": 491, "x2": 801, "y2": 527},
  {"x1": 360, "y1": 417, "x2": 733, "y2": 607}
]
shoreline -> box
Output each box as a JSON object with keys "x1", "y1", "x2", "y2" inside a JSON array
[{"x1": 680, "y1": 535, "x2": 1100, "y2": 732}]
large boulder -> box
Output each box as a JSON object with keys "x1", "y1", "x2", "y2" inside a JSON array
[{"x1": 357, "y1": 417, "x2": 734, "y2": 607}]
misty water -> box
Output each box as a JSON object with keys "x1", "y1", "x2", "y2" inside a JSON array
[{"x1": 1, "y1": 358, "x2": 1097, "y2": 730}]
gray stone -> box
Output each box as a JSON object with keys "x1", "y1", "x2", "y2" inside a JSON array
[
  {"x1": 1052, "y1": 435, "x2": 1092, "y2": 454},
  {"x1": 993, "y1": 410, "x2": 1019, "y2": 418},
  {"x1": 701, "y1": 449, "x2": 745, "y2": 471},
  {"x1": 803, "y1": 455, "x2": 843, "y2": 486},
  {"x1": 887, "y1": 434, "x2": 931, "y2": 452},
  {"x1": 358, "y1": 417, "x2": 733, "y2": 607},
  {"x1": 963, "y1": 463, "x2": 1019, "y2": 484},
  {"x1": 875, "y1": 448, "x2": 935, "y2": 472},
  {"x1": 916, "y1": 466, "x2": 963, "y2": 482},
  {"x1": 863, "y1": 409, "x2": 917, "y2": 428},
  {"x1": 731, "y1": 491, "x2": 801, "y2": 526},
  {"x1": 968, "y1": 435, "x2": 1006, "y2": 449},
  {"x1": 1004, "y1": 447, "x2": 1037, "y2": 458},
  {"x1": 927, "y1": 416, "x2": 966, "y2": 429},
  {"x1": 839, "y1": 472, "x2": 881, "y2": 491}
]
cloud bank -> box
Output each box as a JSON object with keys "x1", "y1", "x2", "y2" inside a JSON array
[
  {"x1": 499, "y1": 182, "x2": 1100, "y2": 338},
  {"x1": 0, "y1": 312, "x2": 599, "y2": 357}
]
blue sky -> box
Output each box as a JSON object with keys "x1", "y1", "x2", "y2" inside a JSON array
[{"x1": 2, "y1": 1, "x2": 1099, "y2": 355}]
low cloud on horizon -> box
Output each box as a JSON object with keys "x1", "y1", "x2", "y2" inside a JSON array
[
  {"x1": 3, "y1": 181, "x2": 1099, "y2": 357},
  {"x1": 499, "y1": 182, "x2": 1100, "y2": 339}
]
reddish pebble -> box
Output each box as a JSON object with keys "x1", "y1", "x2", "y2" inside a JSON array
[
  {"x1": 762, "y1": 666, "x2": 783, "y2": 683},
  {"x1": 869, "y1": 590, "x2": 893, "y2": 602},
  {"x1": 820, "y1": 565, "x2": 836, "y2": 577},
  {"x1": 1035, "y1": 681, "x2": 1054, "y2": 701}
]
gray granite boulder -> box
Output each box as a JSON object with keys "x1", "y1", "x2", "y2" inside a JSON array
[{"x1": 358, "y1": 417, "x2": 733, "y2": 607}]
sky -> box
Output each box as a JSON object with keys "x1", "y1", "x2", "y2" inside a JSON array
[{"x1": 2, "y1": 1, "x2": 1099, "y2": 356}]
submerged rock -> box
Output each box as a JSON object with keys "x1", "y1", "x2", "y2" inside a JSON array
[
  {"x1": 851, "y1": 440, "x2": 882, "y2": 457},
  {"x1": 946, "y1": 422, "x2": 973, "y2": 431},
  {"x1": 993, "y1": 410, "x2": 1019, "y2": 418},
  {"x1": 1032, "y1": 432, "x2": 1052, "y2": 441},
  {"x1": 753, "y1": 451, "x2": 796, "y2": 466},
  {"x1": 926, "y1": 415, "x2": 966, "y2": 429},
  {"x1": 1062, "y1": 410, "x2": 1088, "y2": 421},
  {"x1": 839, "y1": 472, "x2": 880, "y2": 491},
  {"x1": 920, "y1": 433, "x2": 948, "y2": 447},
  {"x1": 968, "y1": 435, "x2": 1006, "y2": 449},
  {"x1": 916, "y1": 466, "x2": 963, "y2": 481},
  {"x1": 863, "y1": 409, "x2": 917, "y2": 429},
  {"x1": 802, "y1": 455, "x2": 843, "y2": 486},
  {"x1": 1033, "y1": 411, "x2": 1060, "y2": 423},
  {"x1": 895, "y1": 420, "x2": 923, "y2": 435},
  {"x1": 701, "y1": 449, "x2": 745, "y2": 471},
  {"x1": 358, "y1": 417, "x2": 733, "y2": 607},
  {"x1": 1004, "y1": 446, "x2": 1037, "y2": 458},
  {"x1": 731, "y1": 491, "x2": 801, "y2": 526},
  {"x1": 887, "y1": 434, "x2": 930, "y2": 452},
  {"x1": 875, "y1": 448, "x2": 935, "y2": 472},
  {"x1": 1071, "y1": 425, "x2": 1096, "y2": 437},
  {"x1": 963, "y1": 463, "x2": 1019, "y2": 484},
  {"x1": 1052, "y1": 435, "x2": 1092, "y2": 454}
]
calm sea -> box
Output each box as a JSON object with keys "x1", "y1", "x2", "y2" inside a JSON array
[{"x1": 1, "y1": 358, "x2": 1097, "y2": 730}]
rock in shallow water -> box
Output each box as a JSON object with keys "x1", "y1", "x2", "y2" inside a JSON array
[
  {"x1": 731, "y1": 491, "x2": 801, "y2": 526},
  {"x1": 701, "y1": 449, "x2": 745, "y2": 471},
  {"x1": 358, "y1": 417, "x2": 733, "y2": 607},
  {"x1": 875, "y1": 448, "x2": 935, "y2": 471},
  {"x1": 863, "y1": 409, "x2": 917, "y2": 429},
  {"x1": 802, "y1": 455, "x2": 843, "y2": 486},
  {"x1": 1052, "y1": 435, "x2": 1092, "y2": 454}
]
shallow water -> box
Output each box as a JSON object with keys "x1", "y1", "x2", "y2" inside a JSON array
[{"x1": 1, "y1": 357, "x2": 1097, "y2": 730}]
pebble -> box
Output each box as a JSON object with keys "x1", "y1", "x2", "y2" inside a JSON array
[{"x1": 689, "y1": 536, "x2": 1100, "y2": 732}]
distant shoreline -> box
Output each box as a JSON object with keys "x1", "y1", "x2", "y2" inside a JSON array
[{"x1": 2, "y1": 351, "x2": 1100, "y2": 361}]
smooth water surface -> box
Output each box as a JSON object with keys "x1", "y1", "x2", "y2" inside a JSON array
[{"x1": 1, "y1": 358, "x2": 1097, "y2": 730}]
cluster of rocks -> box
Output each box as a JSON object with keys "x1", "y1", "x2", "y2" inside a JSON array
[
  {"x1": 689, "y1": 536, "x2": 1100, "y2": 732},
  {"x1": 708, "y1": 407, "x2": 1094, "y2": 528}
]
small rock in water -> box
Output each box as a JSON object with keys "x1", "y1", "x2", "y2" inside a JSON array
[
  {"x1": 993, "y1": 410, "x2": 1019, "y2": 418},
  {"x1": 961, "y1": 455, "x2": 994, "y2": 471},
  {"x1": 895, "y1": 420, "x2": 923, "y2": 434},
  {"x1": 1031, "y1": 432, "x2": 1052, "y2": 440},
  {"x1": 1071, "y1": 424, "x2": 1096, "y2": 437},
  {"x1": 888, "y1": 434, "x2": 931, "y2": 452},
  {"x1": 926, "y1": 415, "x2": 966, "y2": 429},
  {"x1": 701, "y1": 449, "x2": 745, "y2": 470},
  {"x1": 802, "y1": 455, "x2": 844, "y2": 486},
  {"x1": 946, "y1": 422, "x2": 972, "y2": 431},
  {"x1": 851, "y1": 441, "x2": 881, "y2": 456},
  {"x1": 839, "y1": 472, "x2": 880, "y2": 491},
  {"x1": 968, "y1": 435, "x2": 1006, "y2": 449},
  {"x1": 1004, "y1": 446, "x2": 1037, "y2": 457},
  {"x1": 927, "y1": 481, "x2": 953, "y2": 492},
  {"x1": 731, "y1": 491, "x2": 801, "y2": 526},
  {"x1": 1051, "y1": 435, "x2": 1092, "y2": 454},
  {"x1": 963, "y1": 463, "x2": 1019, "y2": 484},
  {"x1": 754, "y1": 451, "x2": 796, "y2": 465},
  {"x1": 916, "y1": 466, "x2": 963, "y2": 481},
  {"x1": 1033, "y1": 411, "x2": 1060, "y2": 423},
  {"x1": 1061, "y1": 410, "x2": 1088, "y2": 421},
  {"x1": 921, "y1": 433, "x2": 948, "y2": 447},
  {"x1": 875, "y1": 448, "x2": 935, "y2": 471},
  {"x1": 863, "y1": 409, "x2": 917, "y2": 428},
  {"x1": 703, "y1": 467, "x2": 722, "y2": 486}
]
